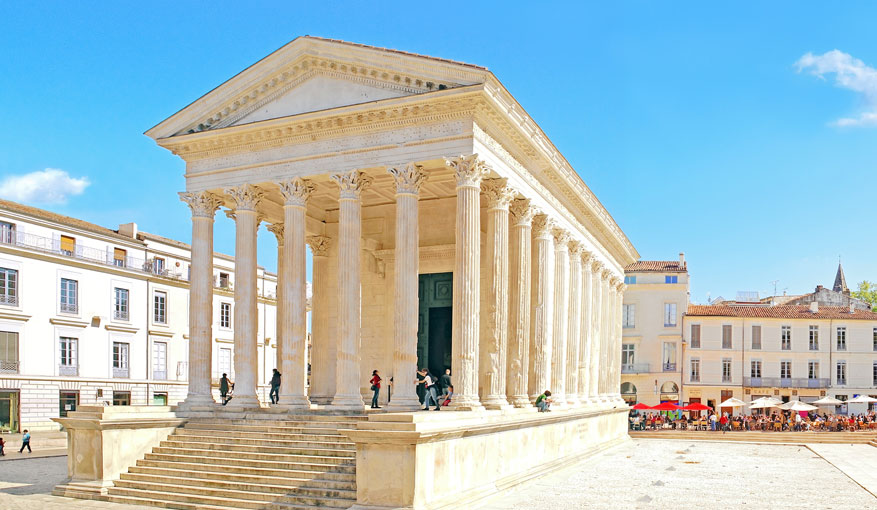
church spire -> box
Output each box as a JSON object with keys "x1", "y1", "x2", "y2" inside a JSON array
[{"x1": 833, "y1": 259, "x2": 849, "y2": 294}]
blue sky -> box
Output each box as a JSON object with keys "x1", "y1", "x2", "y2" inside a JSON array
[{"x1": 1, "y1": 1, "x2": 875, "y2": 303}]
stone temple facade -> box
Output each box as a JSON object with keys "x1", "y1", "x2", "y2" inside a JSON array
[{"x1": 59, "y1": 37, "x2": 639, "y2": 510}]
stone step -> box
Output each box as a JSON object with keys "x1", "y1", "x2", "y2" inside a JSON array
[
  {"x1": 169, "y1": 433, "x2": 354, "y2": 449},
  {"x1": 106, "y1": 492, "x2": 246, "y2": 510},
  {"x1": 178, "y1": 427, "x2": 347, "y2": 442},
  {"x1": 118, "y1": 472, "x2": 356, "y2": 495},
  {"x1": 107, "y1": 486, "x2": 277, "y2": 510},
  {"x1": 271, "y1": 492, "x2": 356, "y2": 509},
  {"x1": 124, "y1": 467, "x2": 356, "y2": 490},
  {"x1": 138, "y1": 450, "x2": 356, "y2": 474},
  {"x1": 150, "y1": 446, "x2": 356, "y2": 465},
  {"x1": 109, "y1": 482, "x2": 355, "y2": 509},
  {"x1": 184, "y1": 421, "x2": 350, "y2": 434},
  {"x1": 134, "y1": 459, "x2": 356, "y2": 480},
  {"x1": 159, "y1": 440, "x2": 356, "y2": 457},
  {"x1": 193, "y1": 418, "x2": 360, "y2": 428}
]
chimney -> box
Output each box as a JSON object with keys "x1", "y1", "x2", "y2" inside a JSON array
[
  {"x1": 809, "y1": 301, "x2": 819, "y2": 314},
  {"x1": 850, "y1": 302, "x2": 855, "y2": 314},
  {"x1": 118, "y1": 222, "x2": 138, "y2": 239},
  {"x1": 679, "y1": 252, "x2": 686, "y2": 270}
]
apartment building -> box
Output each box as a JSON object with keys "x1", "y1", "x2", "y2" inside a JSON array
[
  {"x1": 0, "y1": 199, "x2": 277, "y2": 431},
  {"x1": 620, "y1": 254, "x2": 689, "y2": 407}
]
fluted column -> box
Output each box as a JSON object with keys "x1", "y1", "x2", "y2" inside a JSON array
[
  {"x1": 330, "y1": 170, "x2": 372, "y2": 410},
  {"x1": 387, "y1": 163, "x2": 427, "y2": 411},
  {"x1": 307, "y1": 236, "x2": 333, "y2": 404},
  {"x1": 266, "y1": 223, "x2": 286, "y2": 403},
  {"x1": 446, "y1": 155, "x2": 489, "y2": 411},
  {"x1": 179, "y1": 191, "x2": 221, "y2": 408},
  {"x1": 598, "y1": 268, "x2": 612, "y2": 400},
  {"x1": 277, "y1": 178, "x2": 314, "y2": 408},
  {"x1": 506, "y1": 199, "x2": 535, "y2": 407},
  {"x1": 565, "y1": 242, "x2": 583, "y2": 406},
  {"x1": 550, "y1": 228, "x2": 570, "y2": 405},
  {"x1": 578, "y1": 252, "x2": 593, "y2": 402},
  {"x1": 529, "y1": 214, "x2": 555, "y2": 402},
  {"x1": 225, "y1": 184, "x2": 264, "y2": 408},
  {"x1": 613, "y1": 280, "x2": 626, "y2": 401},
  {"x1": 588, "y1": 261, "x2": 603, "y2": 402},
  {"x1": 480, "y1": 178, "x2": 514, "y2": 409}
]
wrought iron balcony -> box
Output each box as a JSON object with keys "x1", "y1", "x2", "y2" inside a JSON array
[
  {"x1": 0, "y1": 360, "x2": 19, "y2": 374},
  {"x1": 153, "y1": 370, "x2": 168, "y2": 381},
  {"x1": 113, "y1": 309, "x2": 129, "y2": 321},
  {"x1": 59, "y1": 364, "x2": 78, "y2": 376},
  {"x1": 113, "y1": 367, "x2": 129, "y2": 378},
  {"x1": 59, "y1": 302, "x2": 78, "y2": 314},
  {"x1": 662, "y1": 362, "x2": 677, "y2": 372},
  {"x1": 744, "y1": 377, "x2": 830, "y2": 388},
  {"x1": 621, "y1": 363, "x2": 650, "y2": 374},
  {"x1": 0, "y1": 294, "x2": 17, "y2": 306}
]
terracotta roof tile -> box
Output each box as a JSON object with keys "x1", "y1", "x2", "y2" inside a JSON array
[
  {"x1": 685, "y1": 304, "x2": 877, "y2": 321},
  {"x1": 625, "y1": 260, "x2": 687, "y2": 273}
]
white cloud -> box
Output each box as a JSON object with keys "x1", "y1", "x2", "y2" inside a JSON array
[
  {"x1": 0, "y1": 168, "x2": 90, "y2": 204},
  {"x1": 795, "y1": 50, "x2": 877, "y2": 127}
]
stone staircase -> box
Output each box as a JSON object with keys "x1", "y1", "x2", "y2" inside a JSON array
[{"x1": 105, "y1": 413, "x2": 366, "y2": 510}]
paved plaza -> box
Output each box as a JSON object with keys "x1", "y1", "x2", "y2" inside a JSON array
[{"x1": 0, "y1": 439, "x2": 874, "y2": 509}]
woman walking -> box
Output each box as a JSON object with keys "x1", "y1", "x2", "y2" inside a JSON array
[{"x1": 370, "y1": 370, "x2": 382, "y2": 409}]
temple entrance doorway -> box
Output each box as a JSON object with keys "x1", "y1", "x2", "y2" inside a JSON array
[{"x1": 417, "y1": 273, "x2": 453, "y2": 379}]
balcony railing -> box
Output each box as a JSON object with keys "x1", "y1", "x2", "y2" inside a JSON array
[
  {"x1": 662, "y1": 362, "x2": 677, "y2": 372},
  {"x1": 744, "y1": 377, "x2": 831, "y2": 388},
  {"x1": 59, "y1": 302, "x2": 78, "y2": 314},
  {"x1": 113, "y1": 309, "x2": 129, "y2": 321},
  {"x1": 0, "y1": 294, "x2": 17, "y2": 306},
  {"x1": 621, "y1": 363, "x2": 650, "y2": 374},
  {"x1": 153, "y1": 370, "x2": 167, "y2": 381},
  {"x1": 113, "y1": 367, "x2": 129, "y2": 378},
  {"x1": 59, "y1": 364, "x2": 78, "y2": 376},
  {"x1": 0, "y1": 360, "x2": 20, "y2": 374}
]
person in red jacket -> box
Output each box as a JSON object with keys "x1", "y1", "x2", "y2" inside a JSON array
[{"x1": 370, "y1": 370, "x2": 382, "y2": 409}]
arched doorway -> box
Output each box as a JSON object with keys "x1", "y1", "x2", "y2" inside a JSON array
[
  {"x1": 621, "y1": 382, "x2": 637, "y2": 405},
  {"x1": 660, "y1": 381, "x2": 679, "y2": 403}
]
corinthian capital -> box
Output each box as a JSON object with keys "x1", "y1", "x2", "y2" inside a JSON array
[
  {"x1": 481, "y1": 178, "x2": 515, "y2": 210},
  {"x1": 332, "y1": 170, "x2": 373, "y2": 199},
  {"x1": 225, "y1": 184, "x2": 264, "y2": 212},
  {"x1": 445, "y1": 154, "x2": 490, "y2": 188},
  {"x1": 278, "y1": 178, "x2": 315, "y2": 207},
  {"x1": 388, "y1": 163, "x2": 427, "y2": 195},
  {"x1": 267, "y1": 223, "x2": 284, "y2": 243},
  {"x1": 568, "y1": 240, "x2": 583, "y2": 257},
  {"x1": 509, "y1": 198, "x2": 535, "y2": 227},
  {"x1": 552, "y1": 228, "x2": 571, "y2": 248},
  {"x1": 531, "y1": 214, "x2": 555, "y2": 239},
  {"x1": 306, "y1": 235, "x2": 332, "y2": 257},
  {"x1": 179, "y1": 191, "x2": 222, "y2": 218}
]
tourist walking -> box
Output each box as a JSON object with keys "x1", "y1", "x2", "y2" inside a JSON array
[
  {"x1": 220, "y1": 373, "x2": 232, "y2": 405},
  {"x1": 439, "y1": 368, "x2": 452, "y2": 403},
  {"x1": 421, "y1": 369, "x2": 440, "y2": 411},
  {"x1": 370, "y1": 370, "x2": 382, "y2": 408},
  {"x1": 536, "y1": 390, "x2": 552, "y2": 412},
  {"x1": 19, "y1": 429, "x2": 31, "y2": 453},
  {"x1": 269, "y1": 369, "x2": 281, "y2": 405},
  {"x1": 415, "y1": 369, "x2": 426, "y2": 404}
]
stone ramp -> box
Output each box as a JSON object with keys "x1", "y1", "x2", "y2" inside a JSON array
[
  {"x1": 631, "y1": 429, "x2": 877, "y2": 445},
  {"x1": 104, "y1": 413, "x2": 366, "y2": 510}
]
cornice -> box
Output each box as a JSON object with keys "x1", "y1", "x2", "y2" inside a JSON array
[
  {"x1": 50, "y1": 317, "x2": 89, "y2": 328},
  {"x1": 0, "y1": 310, "x2": 30, "y2": 322},
  {"x1": 105, "y1": 324, "x2": 139, "y2": 334},
  {"x1": 148, "y1": 329, "x2": 175, "y2": 338}
]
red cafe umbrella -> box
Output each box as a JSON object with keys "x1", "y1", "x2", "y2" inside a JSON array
[
  {"x1": 631, "y1": 403, "x2": 652, "y2": 410},
  {"x1": 651, "y1": 402, "x2": 681, "y2": 412},
  {"x1": 681, "y1": 402, "x2": 712, "y2": 411}
]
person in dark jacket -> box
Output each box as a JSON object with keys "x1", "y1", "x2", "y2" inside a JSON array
[
  {"x1": 220, "y1": 373, "x2": 232, "y2": 405},
  {"x1": 415, "y1": 369, "x2": 426, "y2": 405},
  {"x1": 438, "y1": 368, "x2": 452, "y2": 403},
  {"x1": 269, "y1": 369, "x2": 281, "y2": 404}
]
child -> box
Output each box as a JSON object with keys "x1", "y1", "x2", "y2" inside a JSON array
[
  {"x1": 0, "y1": 436, "x2": 5, "y2": 456},
  {"x1": 19, "y1": 429, "x2": 31, "y2": 453}
]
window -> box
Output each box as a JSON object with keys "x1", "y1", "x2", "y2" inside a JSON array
[
  {"x1": 59, "y1": 337, "x2": 78, "y2": 376},
  {"x1": 0, "y1": 221, "x2": 15, "y2": 244},
  {"x1": 665, "y1": 275, "x2": 678, "y2": 284},
  {"x1": 664, "y1": 303, "x2": 677, "y2": 327},
  {"x1": 873, "y1": 328, "x2": 877, "y2": 352},
  {"x1": 621, "y1": 343, "x2": 635, "y2": 367},
  {"x1": 690, "y1": 324, "x2": 701, "y2": 348},
  {"x1": 690, "y1": 358, "x2": 700, "y2": 382},
  {"x1": 873, "y1": 361, "x2": 877, "y2": 386},
  {"x1": 0, "y1": 267, "x2": 17, "y2": 306},
  {"x1": 218, "y1": 347, "x2": 232, "y2": 377},
  {"x1": 781, "y1": 326, "x2": 791, "y2": 350},
  {"x1": 662, "y1": 342, "x2": 677, "y2": 371},
  {"x1": 0, "y1": 331, "x2": 19, "y2": 374},
  {"x1": 153, "y1": 393, "x2": 168, "y2": 406},
  {"x1": 114, "y1": 288, "x2": 129, "y2": 321},
  {"x1": 624, "y1": 275, "x2": 636, "y2": 285},
  {"x1": 60, "y1": 278, "x2": 78, "y2": 314},
  {"x1": 112, "y1": 342, "x2": 129, "y2": 378},
  {"x1": 836, "y1": 327, "x2": 846, "y2": 351},
  {"x1": 113, "y1": 248, "x2": 127, "y2": 267},
  {"x1": 780, "y1": 361, "x2": 791, "y2": 380},
  {"x1": 153, "y1": 341, "x2": 167, "y2": 380},
  {"x1": 750, "y1": 360, "x2": 762, "y2": 379},
  {"x1": 220, "y1": 302, "x2": 231, "y2": 328},
  {"x1": 153, "y1": 291, "x2": 167, "y2": 324},
  {"x1": 722, "y1": 359, "x2": 732, "y2": 382},
  {"x1": 751, "y1": 325, "x2": 761, "y2": 350},
  {"x1": 721, "y1": 325, "x2": 732, "y2": 349},
  {"x1": 809, "y1": 361, "x2": 819, "y2": 380},
  {"x1": 153, "y1": 257, "x2": 165, "y2": 275},
  {"x1": 809, "y1": 326, "x2": 819, "y2": 351},
  {"x1": 836, "y1": 361, "x2": 847, "y2": 385},
  {"x1": 622, "y1": 304, "x2": 635, "y2": 328},
  {"x1": 60, "y1": 235, "x2": 75, "y2": 256},
  {"x1": 113, "y1": 391, "x2": 131, "y2": 406},
  {"x1": 219, "y1": 272, "x2": 230, "y2": 289}
]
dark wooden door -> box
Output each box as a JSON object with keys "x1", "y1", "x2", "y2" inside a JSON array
[{"x1": 417, "y1": 273, "x2": 453, "y2": 377}]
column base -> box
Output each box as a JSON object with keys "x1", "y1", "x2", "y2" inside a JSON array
[
  {"x1": 508, "y1": 396, "x2": 532, "y2": 408},
  {"x1": 329, "y1": 394, "x2": 366, "y2": 411},
  {"x1": 385, "y1": 395, "x2": 422, "y2": 412},
  {"x1": 448, "y1": 396, "x2": 484, "y2": 411},
  {"x1": 309, "y1": 396, "x2": 333, "y2": 405},
  {"x1": 175, "y1": 393, "x2": 216, "y2": 411},
  {"x1": 481, "y1": 396, "x2": 513, "y2": 411},
  {"x1": 278, "y1": 395, "x2": 312, "y2": 409},
  {"x1": 566, "y1": 396, "x2": 582, "y2": 406},
  {"x1": 226, "y1": 394, "x2": 262, "y2": 409}
]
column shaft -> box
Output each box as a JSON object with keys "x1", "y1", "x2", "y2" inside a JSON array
[
  {"x1": 307, "y1": 236, "x2": 332, "y2": 404},
  {"x1": 588, "y1": 262, "x2": 603, "y2": 402},
  {"x1": 267, "y1": 224, "x2": 285, "y2": 403},
  {"x1": 528, "y1": 215, "x2": 555, "y2": 402},
  {"x1": 565, "y1": 243, "x2": 582, "y2": 405},
  {"x1": 578, "y1": 255, "x2": 593, "y2": 402},
  {"x1": 506, "y1": 199, "x2": 534, "y2": 407},
  {"x1": 550, "y1": 230, "x2": 570, "y2": 404},
  {"x1": 599, "y1": 270, "x2": 611, "y2": 399}
]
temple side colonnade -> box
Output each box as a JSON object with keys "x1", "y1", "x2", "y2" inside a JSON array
[{"x1": 178, "y1": 154, "x2": 626, "y2": 413}]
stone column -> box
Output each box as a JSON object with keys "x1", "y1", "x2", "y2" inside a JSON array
[
  {"x1": 307, "y1": 235, "x2": 333, "y2": 404},
  {"x1": 480, "y1": 178, "x2": 514, "y2": 410},
  {"x1": 528, "y1": 214, "x2": 555, "y2": 402},
  {"x1": 446, "y1": 155, "x2": 489, "y2": 411},
  {"x1": 506, "y1": 199, "x2": 534, "y2": 408},
  {"x1": 577, "y1": 252, "x2": 593, "y2": 402},
  {"x1": 613, "y1": 280, "x2": 626, "y2": 401},
  {"x1": 225, "y1": 184, "x2": 263, "y2": 408},
  {"x1": 386, "y1": 163, "x2": 427, "y2": 411},
  {"x1": 331, "y1": 170, "x2": 372, "y2": 410},
  {"x1": 278, "y1": 178, "x2": 314, "y2": 408},
  {"x1": 550, "y1": 228, "x2": 570, "y2": 405},
  {"x1": 178, "y1": 191, "x2": 221, "y2": 408},
  {"x1": 588, "y1": 261, "x2": 603, "y2": 403},
  {"x1": 599, "y1": 268, "x2": 612, "y2": 400},
  {"x1": 266, "y1": 223, "x2": 285, "y2": 402},
  {"x1": 565, "y1": 242, "x2": 582, "y2": 406}
]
